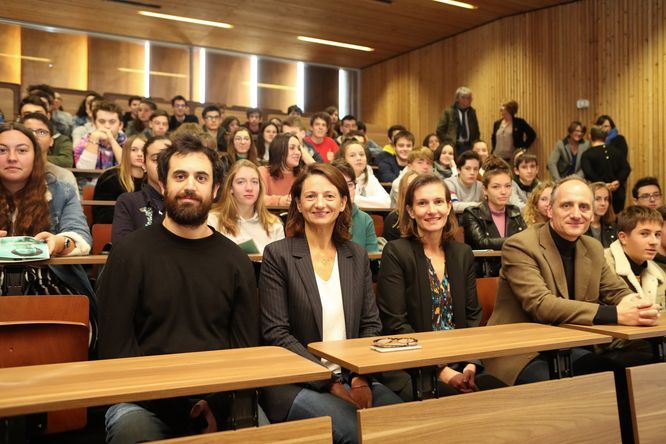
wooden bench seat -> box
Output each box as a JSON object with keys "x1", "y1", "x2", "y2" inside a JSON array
[{"x1": 358, "y1": 372, "x2": 620, "y2": 443}]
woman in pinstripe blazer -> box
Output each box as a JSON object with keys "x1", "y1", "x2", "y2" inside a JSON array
[{"x1": 259, "y1": 164, "x2": 401, "y2": 444}]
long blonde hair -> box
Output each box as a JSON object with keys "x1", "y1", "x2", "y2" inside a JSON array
[
  {"x1": 211, "y1": 159, "x2": 278, "y2": 236},
  {"x1": 523, "y1": 180, "x2": 553, "y2": 226},
  {"x1": 118, "y1": 134, "x2": 146, "y2": 193}
]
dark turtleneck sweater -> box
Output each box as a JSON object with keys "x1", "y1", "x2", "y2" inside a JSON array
[{"x1": 549, "y1": 224, "x2": 617, "y2": 324}]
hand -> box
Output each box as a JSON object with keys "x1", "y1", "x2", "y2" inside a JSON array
[
  {"x1": 279, "y1": 195, "x2": 292, "y2": 206},
  {"x1": 617, "y1": 294, "x2": 660, "y2": 326},
  {"x1": 34, "y1": 231, "x2": 59, "y2": 255},
  {"x1": 326, "y1": 151, "x2": 335, "y2": 162},
  {"x1": 0, "y1": 230, "x2": 7, "y2": 238},
  {"x1": 349, "y1": 376, "x2": 372, "y2": 409},
  {"x1": 611, "y1": 180, "x2": 620, "y2": 190},
  {"x1": 190, "y1": 399, "x2": 217, "y2": 434},
  {"x1": 461, "y1": 364, "x2": 478, "y2": 392},
  {"x1": 90, "y1": 130, "x2": 107, "y2": 144},
  {"x1": 329, "y1": 381, "x2": 358, "y2": 408}
]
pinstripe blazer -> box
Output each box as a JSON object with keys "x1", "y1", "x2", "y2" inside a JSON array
[{"x1": 259, "y1": 236, "x2": 381, "y2": 422}]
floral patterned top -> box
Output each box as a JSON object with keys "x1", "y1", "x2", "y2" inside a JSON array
[{"x1": 426, "y1": 257, "x2": 454, "y2": 331}]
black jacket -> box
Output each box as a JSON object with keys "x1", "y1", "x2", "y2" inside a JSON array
[
  {"x1": 585, "y1": 222, "x2": 618, "y2": 249},
  {"x1": 491, "y1": 117, "x2": 536, "y2": 152},
  {"x1": 462, "y1": 202, "x2": 526, "y2": 276}
]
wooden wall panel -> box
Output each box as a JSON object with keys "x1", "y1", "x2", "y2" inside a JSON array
[
  {"x1": 305, "y1": 65, "x2": 338, "y2": 113},
  {"x1": 205, "y1": 52, "x2": 251, "y2": 108},
  {"x1": 361, "y1": 0, "x2": 666, "y2": 192},
  {"x1": 150, "y1": 45, "x2": 190, "y2": 101},
  {"x1": 21, "y1": 28, "x2": 87, "y2": 91},
  {"x1": 88, "y1": 37, "x2": 144, "y2": 96},
  {"x1": 257, "y1": 59, "x2": 297, "y2": 113},
  {"x1": 0, "y1": 24, "x2": 21, "y2": 84}
]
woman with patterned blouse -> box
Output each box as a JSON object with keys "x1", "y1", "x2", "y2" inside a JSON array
[{"x1": 377, "y1": 173, "x2": 505, "y2": 401}]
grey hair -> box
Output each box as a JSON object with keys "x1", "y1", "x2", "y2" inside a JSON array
[
  {"x1": 550, "y1": 175, "x2": 591, "y2": 206},
  {"x1": 455, "y1": 86, "x2": 472, "y2": 101}
]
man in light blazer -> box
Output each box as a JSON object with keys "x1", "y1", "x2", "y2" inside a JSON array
[{"x1": 484, "y1": 176, "x2": 659, "y2": 386}]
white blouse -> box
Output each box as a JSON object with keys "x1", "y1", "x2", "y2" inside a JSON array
[
  {"x1": 315, "y1": 255, "x2": 346, "y2": 373},
  {"x1": 208, "y1": 211, "x2": 285, "y2": 254}
]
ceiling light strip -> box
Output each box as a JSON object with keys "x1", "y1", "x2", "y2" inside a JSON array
[
  {"x1": 138, "y1": 11, "x2": 233, "y2": 29},
  {"x1": 297, "y1": 36, "x2": 374, "y2": 52},
  {"x1": 432, "y1": 0, "x2": 477, "y2": 10}
]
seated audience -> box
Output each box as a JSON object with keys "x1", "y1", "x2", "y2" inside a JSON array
[
  {"x1": 335, "y1": 139, "x2": 389, "y2": 208},
  {"x1": 112, "y1": 136, "x2": 170, "y2": 243},
  {"x1": 72, "y1": 92, "x2": 103, "y2": 145},
  {"x1": 433, "y1": 143, "x2": 457, "y2": 178},
  {"x1": 604, "y1": 206, "x2": 665, "y2": 309},
  {"x1": 331, "y1": 160, "x2": 379, "y2": 252},
  {"x1": 19, "y1": 95, "x2": 73, "y2": 167},
  {"x1": 259, "y1": 164, "x2": 402, "y2": 442},
  {"x1": 632, "y1": 176, "x2": 662, "y2": 209},
  {"x1": 511, "y1": 153, "x2": 539, "y2": 210},
  {"x1": 217, "y1": 115, "x2": 240, "y2": 152},
  {"x1": 356, "y1": 120, "x2": 382, "y2": 158},
  {"x1": 258, "y1": 133, "x2": 302, "y2": 206},
  {"x1": 375, "y1": 124, "x2": 407, "y2": 164},
  {"x1": 256, "y1": 121, "x2": 279, "y2": 163},
  {"x1": 304, "y1": 112, "x2": 338, "y2": 162},
  {"x1": 99, "y1": 134, "x2": 261, "y2": 442},
  {"x1": 547, "y1": 121, "x2": 589, "y2": 181},
  {"x1": 376, "y1": 130, "x2": 414, "y2": 183},
  {"x1": 491, "y1": 100, "x2": 536, "y2": 162},
  {"x1": 324, "y1": 105, "x2": 340, "y2": 138},
  {"x1": 201, "y1": 105, "x2": 225, "y2": 149},
  {"x1": 484, "y1": 176, "x2": 658, "y2": 386},
  {"x1": 122, "y1": 95, "x2": 142, "y2": 129},
  {"x1": 73, "y1": 101, "x2": 126, "y2": 169},
  {"x1": 209, "y1": 160, "x2": 284, "y2": 254},
  {"x1": 92, "y1": 134, "x2": 146, "y2": 224},
  {"x1": 522, "y1": 180, "x2": 554, "y2": 226},
  {"x1": 444, "y1": 150, "x2": 483, "y2": 215},
  {"x1": 221, "y1": 127, "x2": 259, "y2": 173},
  {"x1": 168, "y1": 95, "x2": 198, "y2": 131},
  {"x1": 281, "y1": 116, "x2": 320, "y2": 163},
  {"x1": 581, "y1": 125, "x2": 631, "y2": 213},
  {"x1": 656, "y1": 206, "x2": 666, "y2": 273},
  {"x1": 21, "y1": 112, "x2": 78, "y2": 196},
  {"x1": 243, "y1": 107, "x2": 263, "y2": 144},
  {"x1": 336, "y1": 115, "x2": 358, "y2": 144},
  {"x1": 378, "y1": 173, "x2": 505, "y2": 400},
  {"x1": 436, "y1": 86, "x2": 479, "y2": 153},
  {"x1": 423, "y1": 133, "x2": 441, "y2": 152},
  {"x1": 389, "y1": 147, "x2": 433, "y2": 207},
  {"x1": 125, "y1": 98, "x2": 156, "y2": 137},
  {"x1": 147, "y1": 110, "x2": 169, "y2": 137},
  {"x1": 0, "y1": 123, "x2": 96, "y2": 342},
  {"x1": 28, "y1": 84, "x2": 73, "y2": 138},
  {"x1": 383, "y1": 170, "x2": 419, "y2": 242},
  {"x1": 586, "y1": 182, "x2": 618, "y2": 248},
  {"x1": 463, "y1": 158, "x2": 526, "y2": 276},
  {"x1": 287, "y1": 104, "x2": 303, "y2": 117}
]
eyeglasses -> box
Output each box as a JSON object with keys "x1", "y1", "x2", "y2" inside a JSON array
[
  {"x1": 205, "y1": 115, "x2": 221, "y2": 121},
  {"x1": 637, "y1": 192, "x2": 662, "y2": 201},
  {"x1": 372, "y1": 337, "x2": 418, "y2": 349},
  {"x1": 30, "y1": 129, "x2": 50, "y2": 138}
]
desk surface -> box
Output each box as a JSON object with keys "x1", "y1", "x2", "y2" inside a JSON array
[
  {"x1": 80, "y1": 200, "x2": 115, "y2": 206},
  {"x1": 24, "y1": 255, "x2": 109, "y2": 265},
  {"x1": 0, "y1": 346, "x2": 330, "y2": 417},
  {"x1": 307, "y1": 323, "x2": 612, "y2": 374},
  {"x1": 561, "y1": 316, "x2": 666, "y2": 340}
]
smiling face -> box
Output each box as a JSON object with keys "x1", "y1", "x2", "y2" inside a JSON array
[
  {"x1": 427, "y1": 135, "x2": 440, "y2": 151},
  {"x1": 537, "y1": 186, "x2": 553, "y2": 219},
  {"x1": 570, "y1": 125, "x2": 584, "y2": 143},
  {"x1": 548, "y1": 180, "x2": 594, "y2": 241},
  {"x1": 231, "y1": 165, "x2": 260, "y2": 209},
  {"x1": 619, "y1": 220, "x2": 662, "y2": 264},
  {"x1": 439, "y1": 144, "x2": 455, "y2": 167},
  {"x1": 285, "y1": 136, "x2": 302, "y2": 169},
  {"x1": 297, "y1": 173, "x2": 347, "y2": 230},
  {"x1": 394, "y1": 137, "x2": 413, "y2": 163},
  {"x1": 344, "y1": 143, "x2": 367, "y2": 177},
  {"x1": 472, "y1": 141, "x2": 489, "y2": 163},
  {"x1": 145, "y1": 139, "x2": 171, "y2": 191},
  {"x1": 263, "y1": 124, "x2": 278, "y2": 145},
  {"x1": 0, "y1": 129, "x2": 35, "y2": 191},
  {"x1": 407, "y1": 181, "x2": 451, "y2": 236},
  {"x1": 311, "y1": 117, "x2": 328, "y2": 139}
]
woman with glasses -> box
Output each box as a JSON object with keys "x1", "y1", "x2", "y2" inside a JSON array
[
  {"x1": 258, "y1": 133, "x2": 302, "y2": 206},
  {"x1": 585, "y1": 182, "x2": 618, "y2": 248},
  {"x1": 377, "y1": 173, "x2": 505, "y2": 401},
  {"x1": 221, "y1": 127, "x2": 258, "y2": 173},
  {"x1": 547, "y1": 121, "x2": 590, "y2": 181},
  {"x1": 259, "y1": 164, "x2": 401, "y2": 444}
]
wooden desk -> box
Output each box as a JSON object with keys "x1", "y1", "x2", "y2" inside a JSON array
[
  {"x1": 24, "y1": 255, "x2": 109, "y2": 266},
  {"x1": 307, "y1": 323, "x2": 612, "y2": 375},
  {"x1": 249, "y1": 251, "x2": 492, "y2": 263},
  {"x1": 80, "y1": 200, "x2": 115, "y2": 206},
  {"x1": 472, "y1": 249, "x2": 502, "y2": 258},
  {"x1": 626, "y1": 362, "x2": 666, "y2": 443},
  {"x1": 267, "y1": 205, "x2": 394, "y2": 214},
  {"x1": 0, "y1": 346, "x2": 330, "y2": 418},
  {"x1": 68, "y1": 168, "x2": 105, "y2": 175},
  {"x1": 562, "y1": 316, "x2": 666, "y2": 361}
]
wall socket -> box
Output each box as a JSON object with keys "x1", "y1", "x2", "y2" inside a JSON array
[{"x1": 576, "y1": 99, "x2": 590, "y2": 109}]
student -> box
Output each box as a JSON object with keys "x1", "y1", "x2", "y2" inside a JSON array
[
  {"x1": 99, "y1": 134, "x2": 260, "y2": 442},
  {"x1": 168, "y1": 95, "x2": 198, "y2": 131},
  {"x1": 243, "y1": 107, "x2": 263, "y2": 144},
  {"x1": 389, "y1": 147, "x2": 433, "y2": 208},
  {"x1": 112, "y1": 136, "x2": 170, "y2": 243},
  {"x1": 376, "y1": 130, "x2": 414, "y2": 183},
  {"x1": 122, "y1": 95, "x2": 142, "y2": 129},
  {"x1": 511, "y1": 153, "x2": 539, "y2": 210},
  {"x1": 547, "y1": 121, "x2": 589, "y2": 181},
  {"x1": 522, "y1": 180, "x2": 554, "y2": 227},
  {"x1": 604, "y1": 206, "x2": 665, "y2": 308},
  {"x1": 147, "y1": 110, "x2": 169, "y2": 137},
  {"x1": 335, "y1": 139, "x2": 390, "y2": 208},
  {"x1": 472, "y1": 140, "x2": 490, "y2": 177},
  {"x1": 436, "y1": 86, "x2": 480, "y2": 153},
  {"x1": 256, "y1": 121, "x2": 279, "y2": 163},
  {"x1": 423, "y1": 133, "x2": 441, "y2": 152},
  {"x1": 336, "y1": 115, "x2": 358, "y2": 144},
  {"x1": 216, "y1": 115, "x2": 240, "y2": 152},
  {"x1": 258, "y1": 133, "x2": 302, "y2": 206},
  {"x1": 259, "y1": 164, "x2": 401, "y2": 443},
  {"x1": 491, "y1": 100, "x2": 536, "y2": 162},
  {"x1": 324, "y1": 105, "x2": 340, "y2": 138},
  {"x1": 375, "y1": 124, "x2": 407, "y2": 162},
  {"x1": 222, "y1": 127, "x2": 259, "y2": 173},
  {"x1": 209, "y1": 160, "x2": 284, "y2": 254},
  {"x1": 72, "y1": 92, "x2": 103, "y2": 145},
  {"x1": 331, "y1": 159, "x2": 379, "y2": 252},
  {"x1": 304, "y1": 112, "x2": 338, "y2": 162},
  {"x1": 73, "y1": 101, "x2": 126, "y2": 169},
  {"x1": 632, "y1": 176, "x2": 662, "y2": 209},
  {"x1": 444, "y1": 150, "x2": 483, "y2": 215},
  {"x1": 581, "y1": 125, "x2": 631, "y2": 213},
  {"x1": 462, "y1": 158, "x2": 526, "y2": 276},
  {"x1": 378, "y1": 173, "x2": 505, "y2": 400},
  {"x1": 92, "y1": 134, "x2": 146, "y2": 224},
  {"x1": 433, "y1": 143, "x2": 457, "y2": 179},
  {"x1": 585, "y1": 182, "x2": 618, "y2": 248},
  {"x1": 125, "y1": 98, "x2": 156, "y2": 137},
  {"x1": 656, "y1": 206, "x2": 666, "y2": 274},
  {"x1": 20, "y1": 96, "x2": 74, "y2": 168},
  {"x1": 200, "y1": 105, "x2": 225, "y2": 150},
  {"x1": 356, "y1": 120, "x2": 383, "y2": 158}
]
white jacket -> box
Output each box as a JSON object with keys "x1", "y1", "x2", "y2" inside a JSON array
[{"x1": 355, "y1": 166, "x2": 391, "y2": 209}]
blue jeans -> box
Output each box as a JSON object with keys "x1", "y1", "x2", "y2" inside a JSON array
[
  {"x1": 287, "y1": 382, "x2": 402, "y2": 444},
  {"x1": 105, "y1": 402, "x2": 270, "y2": 443}
]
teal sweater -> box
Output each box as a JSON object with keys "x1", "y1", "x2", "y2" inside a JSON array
[{"x1": 351, "y1": 204, "x2": 379, "y2": 252}]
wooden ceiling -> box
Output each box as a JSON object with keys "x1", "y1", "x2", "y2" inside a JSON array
[{"x1": 1, "y1": 0, "x2": 573, "y2": 68}]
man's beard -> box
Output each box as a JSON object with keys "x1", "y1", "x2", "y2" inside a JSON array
[{"x1": 164, "y1": 189, "x2": 212, "y2": 228}]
